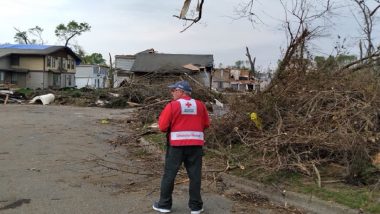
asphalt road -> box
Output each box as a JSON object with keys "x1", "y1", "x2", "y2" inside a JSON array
[{"x1": 0, "y1": 105, "x2": 233, "y2": 214}]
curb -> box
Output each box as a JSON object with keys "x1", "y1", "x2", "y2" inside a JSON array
[{"x1": 220, "y1": 173, "x2": 361, "y2": 214}]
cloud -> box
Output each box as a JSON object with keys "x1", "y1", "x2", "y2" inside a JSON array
[{"x1": 1, "y1": 0, "x2": 373, "y2": 69}]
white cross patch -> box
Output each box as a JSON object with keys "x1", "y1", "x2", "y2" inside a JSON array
[{"x1": 178, "y1": 99, "x2": 197, "y2": 115}]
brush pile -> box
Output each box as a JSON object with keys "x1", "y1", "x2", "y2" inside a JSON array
[{"x1": 207, "y1": 69, "x2": 380, "y2": 185}]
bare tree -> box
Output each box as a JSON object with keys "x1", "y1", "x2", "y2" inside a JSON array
[
  {"x1": 108, "y1": 53, "x2": 114, "y2": 88},
  {"x1": 28, "y1": 26, "x2": 45, "y2": 44},
  {"x1": 14, "y1": 28, "x2": 30, "y2": 44},
  {"x1": 245, "y1": 46, "x2": 256, "y2": 77},
  {"x1": 234, "y1": 0, "x2": 264, "y2": 27},
  {"x1": 14, "y1": 26, "x2": 45, "y2": 45},
  {"x1": 352, "y1": 0, "x2": 380, "y2": 57},
  {"x1": 174, "y1": 0, "x2": 205, "y2": 32},
  {"x1": 231, "y1": 0, "x2": 332, "y2": 79},
  {"x1": 277, "y1": 0, "x2": 332, "y2": 77}
]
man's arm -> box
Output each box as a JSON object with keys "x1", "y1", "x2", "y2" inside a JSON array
[
  {"x1": 158, "y1": 103, "x2": 172, "y2": 132},
  {"x1": 202, "y1": 102, "x2": 210, "y2": 129}
]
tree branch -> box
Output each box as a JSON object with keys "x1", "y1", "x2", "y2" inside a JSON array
[{"x1": 174, "y1": 0, "x2": 205, "y2": 32}]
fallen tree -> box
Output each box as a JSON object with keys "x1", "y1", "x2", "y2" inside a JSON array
[{"x1": 207, "y1": 65, "x2": 380, "y2": 186}]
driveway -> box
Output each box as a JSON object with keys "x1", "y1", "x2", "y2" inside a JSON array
[{"x1": 0, "y1": 105, "x2": 233, "y2": 214}]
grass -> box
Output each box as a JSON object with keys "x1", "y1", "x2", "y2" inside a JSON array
[
  {"x1": 134, "y1": 148, "x2": 149, "y2": 157},
  {"x1": 16, "y1": 88, "x2": 34, "y2": 97},
  {"x1": 253, "y1": 169, "x2": 380, "y2": 214},
  {"x1": 293, "y1": 182, "x2": 380, "y2": 213},
  {"x1": 208, "y1": 142, "x2": 380, "y2": 213},
  {"x1": 144, "y1": 133, "x2": 166, "y2": 151},
  {"x1": 61, "y1": 88, "x2": 82, "y2": 97}
]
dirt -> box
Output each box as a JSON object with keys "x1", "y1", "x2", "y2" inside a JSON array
[{"x1": 0, "y1": 104, "x2": 301, "y2": 214}]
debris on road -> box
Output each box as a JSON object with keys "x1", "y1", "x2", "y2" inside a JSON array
[
  {"x1": 0, "y1": 90, "x2": 12, "y2": 104},
  {"x1": 29, "y1": 93, "x2": 55, "y2": 105}
]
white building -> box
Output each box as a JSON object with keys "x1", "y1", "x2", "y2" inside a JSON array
[
  {"x1": 75, "y1": 64, "x2": 109, "y2": 89},
  {"x1": 114, "y1": 55, "x2": 135, "y2": 87}
]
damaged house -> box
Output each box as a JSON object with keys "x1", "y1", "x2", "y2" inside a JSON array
[
  {"x1": 0, "y1": 44, "x2": 81, "y2": 89},
  {"x1": 212, "y1": 68, "x2": 259, "y2": 91},
  {"x1": 114, "y1": 49, "x2": 214, "y2": 87},
  {"x1": 114, "y1": 54, "x2": 136, "y2": 88}
]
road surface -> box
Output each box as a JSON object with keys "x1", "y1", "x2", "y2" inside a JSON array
[{"x1": 0, "y1": 105, "x2": 234, "y2": 214}]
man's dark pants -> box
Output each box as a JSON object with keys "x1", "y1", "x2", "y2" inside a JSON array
[{"x1": 158, "y1": 145, "x2": 203, "y2": 211}]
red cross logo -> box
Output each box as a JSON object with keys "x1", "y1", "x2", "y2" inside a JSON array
[{"x1": 185, "y1": 102, "x2": 192, "y2": 108}]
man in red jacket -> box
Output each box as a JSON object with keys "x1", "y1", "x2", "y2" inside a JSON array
[{"x1": 153, "y1": 80, "x2": 210, "y2": 214}]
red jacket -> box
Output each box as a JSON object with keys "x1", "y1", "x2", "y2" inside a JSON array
[{"x1": 158, "y1": 96, "x2": 210, "y2": 146}]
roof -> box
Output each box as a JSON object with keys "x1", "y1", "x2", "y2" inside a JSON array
[
  {"x1": 0, "y1": 44, "x2": 81, "y2": 64},
  {"x1": 115, "y1": 55, "x2": 136, "y2": 59},
  {"x1": 77, "y1": 64, "x2": 109, "y2": 68},
  {"x1": 231, "y1": 80, "x2": 257, "y2": 84},
  {"x1": 130, "y1": 53, "x2": 214, "y2": 74}
]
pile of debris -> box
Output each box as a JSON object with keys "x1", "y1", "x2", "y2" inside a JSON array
[
  {"x1": 0, "y1": 90, "x2": 27, "y2": 104},
  {"x1": 21, "y1": 85, "x2": 170, "y2": 108},
  {"x1": 132, "y1": 77, "x2": 223, "y2": 125},
  {"x1": 207, "y1": 69, "x2": 380, "y2": 185}
]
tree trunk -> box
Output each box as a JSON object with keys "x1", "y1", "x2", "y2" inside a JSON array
[
  {"x1": 108, "y1": 53, "x2": 114, "y2": 88},
  {"x1": 245, "y1": 46, "x2": 256, "y2": 78}
]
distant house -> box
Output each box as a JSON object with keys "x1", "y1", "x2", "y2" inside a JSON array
[
  {"x1": 229, "y1": 69, "x2": 257, "y2": 91},
  {"x1": 115, "y1": 49, "x2": 214, "y2": 87},
  {"x1": 212, "y1": 69, "x2": 231, "y2": 90},
  {"x1": 114, "y1": 54, "x2": 136, "y2": 87},
  {"x1": 0, "y1": 44, "x2": 81, "y2": 89},
  {"x1": 75, "y1": 64, "x2": 109, "y2": 89},
  {"x1": 212, "y1": 68, "x2": 260, "y2": 91}
]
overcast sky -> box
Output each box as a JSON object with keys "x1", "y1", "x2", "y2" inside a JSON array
[{"x1": 0, "y1": 0, "x2": 376, "y2": 69}]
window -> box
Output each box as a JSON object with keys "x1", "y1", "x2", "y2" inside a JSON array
[
  {"x1": 10, "y1": 55, "x2": 20, "y2": 66},
  {"x1": 71, "y1": 60, "x2": 75, "y2": 69},
  {"x1": 11, "y1": 73, "x2": 17, "y2": 84},
  {"x1": 0, "y1": 72, "x2": 4, "y2": 84},
  {"x1": 62, "y1": 58, "x2": 67, "y2": 70},
  {"x1": 52, "y1": 57, "x2": 56, "y2": 68},
  {"x1": 67, "y1": 75, "x2": 72, "y2": 86},
  {"x1": 53, "y1": 74, "x2": 60, "y2": 86},
  {"x1": 47, "y1": 56, "x2": 52, "y2": 67},
  {"x1": 95, "y1": 79, "x2": 100, "y2": 88}
]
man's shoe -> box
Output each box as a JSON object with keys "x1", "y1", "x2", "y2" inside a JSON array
[
  {"x1": 190, "y1": 208, "x2": 204, "y2": 214},
  {"x1": 152, "y1": 202, "x2": 171, "y2": 213}
]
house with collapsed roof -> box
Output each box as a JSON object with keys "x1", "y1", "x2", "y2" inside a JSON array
[
  {"x1": 114, "y1": 54, "x2": 136, "y2": 87},
  {"x1": 212, "y1": 68, "x2": 262, "y2": 91},
  {"x1": 114, "y1": 49, "x2": 214, "y2": 87},
  {"x1": 0, "y1": 44, "x2": 81, "y2": 89}
]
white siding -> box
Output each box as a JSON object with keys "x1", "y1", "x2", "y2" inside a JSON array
[
  {"x1": 115, "y1": 58, "x2": 134, "y2": 71},
  {"x1": 75, "y1": 65, "x2": 108, "y2": 88},
  {"x1": 75, "y1": 66, "x2": 93, "y2": 78},
  {"x1": 76, "y1": 78, "x2": 90, "y2": 88}
]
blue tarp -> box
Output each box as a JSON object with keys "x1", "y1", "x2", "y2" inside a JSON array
[
  {"x1": 0, "y1": 44, "x2": 51, "y2": 50},
  {"x1": 0, "y1": 44, "x2": 81, "y2": 64}
]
